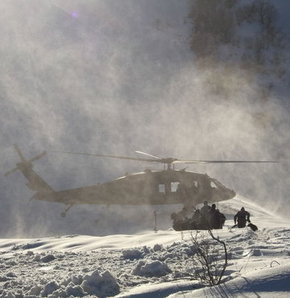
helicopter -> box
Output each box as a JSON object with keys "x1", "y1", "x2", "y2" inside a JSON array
[{"x1": 5, "y1": 144, "x2": 278, "y2": 217}]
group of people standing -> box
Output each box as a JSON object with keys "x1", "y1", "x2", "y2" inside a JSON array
[
  {"x1": 197, "y1": 201, "x2": 226, "y2": 229},
  {"x1": 171, "y1": 201, "x2": 252, "y2": 231},
  {"x1": 171, "y1": 201, "x2": 226, "y2": 231}
]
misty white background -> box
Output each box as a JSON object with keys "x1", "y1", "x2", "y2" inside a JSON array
[{"x1": 1, "y1": 0, "x2": 289, "y2": 237}]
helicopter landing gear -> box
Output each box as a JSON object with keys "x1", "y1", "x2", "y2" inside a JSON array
[
  {"x1": 154, "y1": 210, "x2": 158, "y2": 233},
  {"x1": 61, "y1": 204, "x2": 73, "y2": 217}
]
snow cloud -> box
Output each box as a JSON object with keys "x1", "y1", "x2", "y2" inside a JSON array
[{"x1": 0, "y1": 0, "x2": 289, "y2": 236}]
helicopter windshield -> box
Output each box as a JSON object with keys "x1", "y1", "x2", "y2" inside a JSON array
[{"x1": 210, "y1": 180, "x2": 218, "y2": 188}]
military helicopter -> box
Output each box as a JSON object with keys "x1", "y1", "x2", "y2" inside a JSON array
[{"x1": 5, "y1": 145, "x2": 277, "y2": 217}]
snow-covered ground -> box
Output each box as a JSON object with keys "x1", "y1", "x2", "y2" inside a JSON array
[
  {"x1": 1, "y1": 1, "x2": 289, "y2": 296},
  {"x1": 1, "y1": 195, "x2": 290, "y2": 297}
]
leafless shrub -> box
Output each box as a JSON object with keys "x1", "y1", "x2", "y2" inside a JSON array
[{"x1": 190, "y1": 230, "x2": 228, "y2": 286}]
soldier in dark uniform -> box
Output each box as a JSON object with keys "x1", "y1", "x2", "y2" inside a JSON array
[
  {"x1": 208, "y1": 204, "x2": 226, "y2": 229},
  {"x1": 200, "y1": 201, "x2": 211, "y2": 229},
  {"x1": 200, "y1": 201, "x2": 211, "y2": 217},
  {"x1": 217, "y1": 209, "x2": 226, "y2": 229},
  {"x1": 208, "y1": 204, "x2": 217, "y2": 228},
  {"x1": 234, "y1": 207, "x2": 250, "y2": 228},
  {"x1": 191, "y1": 209, "x2": 202, "y2": 229}
]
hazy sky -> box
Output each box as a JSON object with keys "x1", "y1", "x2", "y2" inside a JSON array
[{"x1": 1, "y1": 0, "x2": 289, "y2": 237}]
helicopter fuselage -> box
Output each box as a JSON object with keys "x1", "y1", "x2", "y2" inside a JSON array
[
  {"x1": 32, "y1": 169, "x2": 236, "y2": 208},
  {"x1": 6, "y1": 146, "x2": 238, "y2": 216}
]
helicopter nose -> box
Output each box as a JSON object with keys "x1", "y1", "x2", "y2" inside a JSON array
[{"x1": 226, "y1": 189, "x2": 236, "y2": 199}]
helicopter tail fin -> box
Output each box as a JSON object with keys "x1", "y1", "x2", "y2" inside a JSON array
[{"x1": 5, "y1": 144, "x2": 54, "y2": 193}]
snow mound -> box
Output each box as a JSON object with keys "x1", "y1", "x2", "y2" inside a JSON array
[
  {"x1": 170, "y1": 261, "x2": 290, "y2": 297},
  {"x1": 81, "y1": 270, "x2": 120, "y2": 297},
  {"x1": 122, "y1": 248, "x2": 144, "y2": 260},
  {"x1": 132, "y1": 260, "x2": 171, "y2": 277},
  {"x1": 41, "y1": 281, "x2": 59, "y2": 297}
]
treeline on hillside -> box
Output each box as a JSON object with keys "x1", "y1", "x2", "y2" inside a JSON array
[{"x1": 188, "y1": 0, "x2": 286, "y2": 77}]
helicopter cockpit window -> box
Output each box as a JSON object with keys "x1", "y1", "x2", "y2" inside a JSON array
[
  {"x1": 158, "y1": 184, "x2": 165, "y2": 193},
  {"x1": 170, "y1": 182, "x2": 180, "y2": 193},
  {"x1": 210, "y1": 181, "x2": 218, "y2": 188}
]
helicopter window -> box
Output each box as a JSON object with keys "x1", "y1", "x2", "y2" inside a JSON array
[
  {"x1": 171, "y1": 182, "x2": 180, "y2": 193},
  {"x1": 210, "y1": 181, "x2": 218, "y2": 188},
  {"x1": 158, "y1": 184, "x2": 165, "y2": 193}
]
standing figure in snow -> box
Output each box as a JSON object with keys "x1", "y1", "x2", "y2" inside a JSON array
[
  {"x1": 200, "y1": 201, "x2": 211, "y2": 217},
  {"x1": 208, "y1": 203, "x2": 217, "y2": 228},
  {"x1": 200, "y1": 201, "x2": 211, "y2": 229},
  {"x1": 191, "y1": 208, "x2": 202, "y2": 228},
  {"x1": 208, "y1": 204, "x2": 226, "y2": 229},
  {"x1": 217, "y1": 209, "x2": 226, "y2": 229},
  {"x1": 234, "y1": 207, "x2": 250, "y2": 228}
]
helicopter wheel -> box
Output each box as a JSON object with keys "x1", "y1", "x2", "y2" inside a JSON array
[{"x1": 60, "y1": 204, "x2": 73, "y2": 218}]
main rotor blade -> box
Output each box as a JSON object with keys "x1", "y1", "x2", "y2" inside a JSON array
[
  {"x1": 135, "y1": 151, "x2": 161, "y2": 159},
  {"x1": 51, "y1": 151, "x2": 162, "y2": 163},
  {"x1": 4, "y1": 167, "x2": 18, "y2": 177},
  {"x1": 173, "y1": 160, "x2": 279, "y2": 164},
  {"x1": 14, "y1": 144, "x2": 26, "y2": 163},
  {"x1": 51, "y1": 150, "x2": 279, "y2": 165},
  {"x1": 28, "y1": 151, "x2": 47, "y2": 163}
]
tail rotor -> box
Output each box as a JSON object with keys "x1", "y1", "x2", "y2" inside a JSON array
[
  {"x1": 4, "y1": 144, "x2": 47, "y2": 177},
  {"x1": 4, "y1": 166, "x2": 19, "y2": 177}
]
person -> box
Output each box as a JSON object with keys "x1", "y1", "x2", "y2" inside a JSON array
[
  {"x1": 234, "y1": 207, "x2": 250, "y2": 228},
  {"x1": 200, "y1": 201, "x2": 211, "y2": 217},
  {"x1": 191, "y1": 209, "x2": 202, "y2": 229},
  {"x1": 171, "y1": 207, "x2": 191, "y2": 230},
  {"x1": 200, "y1": 201, "x2": 211, "y2": 229},
  {"x1": 208, "y1": 204, "x2": 226, "y2": 229},
  {"x1": 208, "y1": 204, "x2": 217, "y2": 228},
  {"x1": 217, "y1": 209, "x2": 226, "y2": 229}
]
